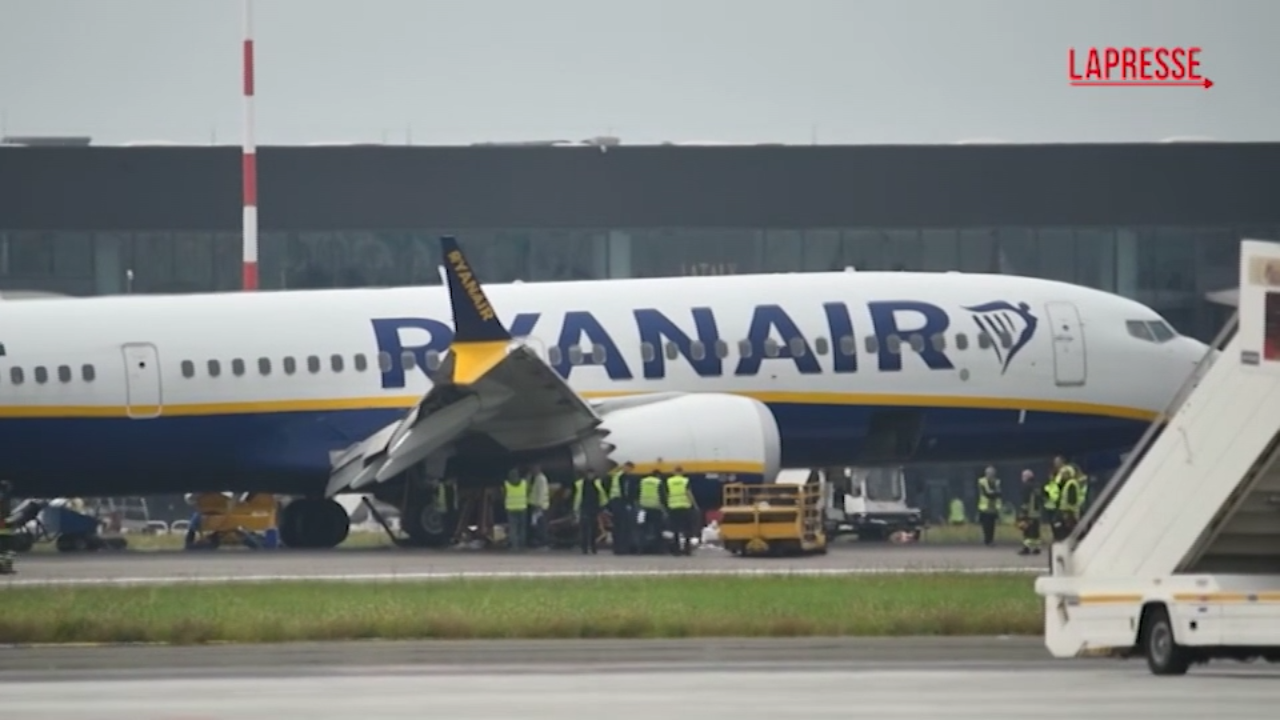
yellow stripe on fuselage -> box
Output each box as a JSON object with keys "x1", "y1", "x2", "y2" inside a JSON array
[{"x1": 0, "y1": 391, "x2": 1159, "y2": 422}]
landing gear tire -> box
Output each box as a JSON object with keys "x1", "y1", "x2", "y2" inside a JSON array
[
  {"x1": 401, "y1": 500, "x2": 453, "y2": 548},
  {"x1": 858, "y1": 528, "x2": 887, "y2": 542},
  {"x1": 279, "y1": 498, "x2": 350, "y2": 549},
  {"x1": 1142, "y1": 605, "x2": 1192, "y2": 676},
  {"x1": 55, "y1": 534, "x2": 89, "y2": 553}
]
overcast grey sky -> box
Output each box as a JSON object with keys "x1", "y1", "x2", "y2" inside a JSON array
[{"x1": 1, "y1": 0, "x2": 1276, "y2": 145}]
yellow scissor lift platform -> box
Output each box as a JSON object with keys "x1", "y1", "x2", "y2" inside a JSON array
[{"x1": 718, "y1": 483, "x2": 828, "y2": 557}]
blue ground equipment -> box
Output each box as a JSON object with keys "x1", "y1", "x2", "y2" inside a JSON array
[{"x1": 37, "y1": 503, "x2": 129, "y2": 552}]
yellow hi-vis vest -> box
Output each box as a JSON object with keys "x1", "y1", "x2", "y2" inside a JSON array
[
  {"x1": 503, "y1": 479, "x2": 528, "y2": 511},
  {"x1": 976, "y1": 476, "x2": 1001, "y2": 513},
  {"x1": 665, "y1": 475, "x2": 692, "y2": 509},
  {"x1": 1060, "y1": 476, "x2": 1083, "y2": 514},
  {"x1": 574, "y1": 478, "x2": 606, "y2": 511},
  {"x1": 607, "y1": 470, "x2": 624, "y2": 500},
  {"x1": 638, "y1": 475, "x2": 663, "y2": 509}
]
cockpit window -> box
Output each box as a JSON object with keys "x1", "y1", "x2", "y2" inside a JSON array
[
  {"x1": 1147, "y1": 320, "x2": 1176, "y2": 343},
  {"x1": 1126, "y1": 320, "x2": 1155, "y2": 342},
  {"x1": 1127, "y1": 319, "x2": 1177, "y2": 344}
]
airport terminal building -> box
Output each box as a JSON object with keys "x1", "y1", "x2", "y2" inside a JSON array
[{"x1": 3, "y1": 140, "x2": 1279, "y2": 342}]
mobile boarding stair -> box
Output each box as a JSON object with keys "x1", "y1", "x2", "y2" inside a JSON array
[{"x1": 1035, "y1": 239, "x2": 1280, "y2": 675}]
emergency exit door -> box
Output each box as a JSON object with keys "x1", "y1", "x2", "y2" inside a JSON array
[
  {"x1": 1043, "y1": 302, "x2": 1087, "y2": 387},
  {"x1": 121, "y1": 343, "x2": 163, "y2": 419}
]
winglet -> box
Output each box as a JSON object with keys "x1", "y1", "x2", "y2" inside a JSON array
[{"x1": 440, "y1": 236, "x2": 512, "y2": 385}]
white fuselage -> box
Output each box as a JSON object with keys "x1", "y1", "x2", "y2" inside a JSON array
[{"x1": 0, "y1": 270, "x2": 1205, "y2": 497}]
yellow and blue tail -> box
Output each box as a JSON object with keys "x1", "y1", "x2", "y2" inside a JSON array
[{"x1": 439, "y1": 236, "x2": 512, "y2": 385}]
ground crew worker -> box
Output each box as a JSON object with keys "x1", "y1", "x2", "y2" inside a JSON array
[
  {"x1": 1045, "y1": 455, "x2": 1076, "y2": 541},
  {"x1": 503, "y1": 470, "x2": 530, "y2": 551},
  {"x1": 431, "y1": 479, "x2": 457, "y2": 545},
  {"x1": 664, "y1": 466, "x2": 695, "y2": 556},
  {"x1": 1016, "y1": 469, "x2": 1042, "y2": 556},
  {"x1": 637, "y1": 468, "x2": 665, "y2": 553},
  {"x1": 0, "y1": 480, "x2": 15, "y2": 574},
  {"x1": 528, "y1": 464, "x2": 550, "y2": 548},
  {"x1": 1058, "y1": 463, "x2": 1085, "y2": 539},
  {"x1": 606, "y1": 462, "x2": 636, "y2": 555},
  {"x1": 976, "y1": 466, "x2": 1002, "y2": 546},
  {"x1": 573, "y1": 475, "x2": 606, "y2": 555}
]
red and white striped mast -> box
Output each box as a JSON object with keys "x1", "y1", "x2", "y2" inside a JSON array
[{"x1": 241, "y1": 0, "x2": 259, "y2": 290}]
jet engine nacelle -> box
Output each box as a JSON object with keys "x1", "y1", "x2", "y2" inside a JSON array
[{"x1": 558, "y1": 394, "x2": 783, "y2": 481}]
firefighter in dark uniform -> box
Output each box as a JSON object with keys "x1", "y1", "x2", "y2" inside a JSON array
[
  {"x1": 573, "y1": 475, "x2": 606, "y2": 555},
  {"x1": 1015, "y1": 469, "x2": 1042, "y2": 555},
  {"x1": 0, "y1": 480, "x2": 15, "y2": 574}
]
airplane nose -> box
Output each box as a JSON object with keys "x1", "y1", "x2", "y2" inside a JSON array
[{"x1": 1183, "y1": 338, "x2": 1213, "y2": 367}]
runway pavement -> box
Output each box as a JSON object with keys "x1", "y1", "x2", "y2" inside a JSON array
[
  {"x1": 1, "y1": 638, "x2": 1274, "y2": 719},
  {"x1": 0, "y1": 543, "x2": 1045, "y2": 586}
]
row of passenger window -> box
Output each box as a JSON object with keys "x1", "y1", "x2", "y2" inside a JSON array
[
  {"x1": 631, "y1": 330, "x2": 1012, "y2": 365},
  {"x1": 177, "y1": 331, "x2": 1013, "y2": 380},
  {"x1": 184, "y1": 353, "x2": 373, "y2": 378},
  {"x1": 0, "y1": 330, "x2": 1015, "y2": 387},
  {"x1": 4, "y1": 364, "x2": 97, "y2": 386}
]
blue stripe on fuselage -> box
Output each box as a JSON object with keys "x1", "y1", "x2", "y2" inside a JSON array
[{"x1": 0, "y1": 404, "x2": 1148, "y2": 498}]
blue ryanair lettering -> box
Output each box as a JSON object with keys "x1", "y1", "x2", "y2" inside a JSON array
[
  {"x1": 373, "y1": 301, "x2": 979, "y2": 388},
  {"x1": 372, "y1": 317, "x2": 453, "y2": 388},
  {"x1": 822, "y1": 301, "x2": 856, "y2": 374},
  {"x1": 556, "y1": 311, "x2": 633, "y2": 380},
  {"x1": 867, "y1": 300, "x2": 955, "y2": 372},
  {"x1": 633, "y1": 307, "x2": 721, "y2": 379},
  {"x1": 508, "y1": 312, "x2": 541, "y2": 338},
  {"x1": 734, "y1": 304, "x2": 822, "y2": 376}
]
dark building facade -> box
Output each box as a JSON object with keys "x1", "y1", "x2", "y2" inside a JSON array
[{"x1": 3, "y1": 142, "x2": 1278, "y2": 341}]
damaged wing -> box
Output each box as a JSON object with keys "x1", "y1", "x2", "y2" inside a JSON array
[{"x1": 325, "y1": 236, "x2": 609, "y2": 497}]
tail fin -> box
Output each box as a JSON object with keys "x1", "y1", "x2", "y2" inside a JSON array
[{"x1": 439, "y1": 236, "x2": 512, "y2": 384}]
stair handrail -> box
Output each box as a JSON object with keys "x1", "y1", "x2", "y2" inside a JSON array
[{"x1": 1064, "y1": 311, "x2": 1239, "y2": 550}]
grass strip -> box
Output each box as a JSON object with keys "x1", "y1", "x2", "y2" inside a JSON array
[{"x1": 0, "y1": 574, "x2": 1041, "y2": 645}]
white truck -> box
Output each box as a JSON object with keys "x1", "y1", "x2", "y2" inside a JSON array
[
  {"x1": 1034, "y1": 239, "x2": 1280, "y2": 675},
  {"x1": 776, "y1": 466, "x2": 923, "y2": 542}
]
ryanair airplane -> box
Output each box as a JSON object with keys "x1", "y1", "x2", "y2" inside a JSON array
[{"x1": 0, "y1": 237, "x2": 1206, "y2": 549}]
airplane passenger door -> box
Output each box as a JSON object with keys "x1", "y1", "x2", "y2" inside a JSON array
[
  {"x1": 121, "y1": 342, "x2": 163, "y2": 419},
  {"x1": 1043, "y1": 302, "x2": 1087, "y2": 387}
]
